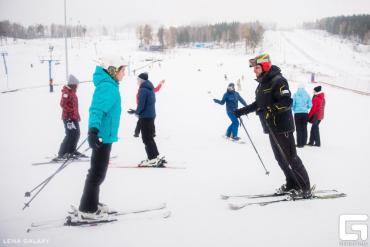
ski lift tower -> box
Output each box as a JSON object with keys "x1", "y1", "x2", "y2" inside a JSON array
[
  {"x1": 40, "y1": 45, "x2": 60, "y2": 92},
  {"x1": 0, "y1": 51, "x2": 9, "y2": 89}
]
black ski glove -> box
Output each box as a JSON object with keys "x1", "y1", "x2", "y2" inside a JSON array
[
  {"x1": 127, "y1": 108, "x2": 136, "y2": 115},
  {"x1": 234, "y1": 106, "x2": 250, "y2": 118},
  {"x1": 88, "y1": 127, "x2": 102, "y2": 150}
]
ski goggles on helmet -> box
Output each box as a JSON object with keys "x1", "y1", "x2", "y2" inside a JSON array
[{"x1": 249, "y1": 58, "x2": 257, "y2": 67}]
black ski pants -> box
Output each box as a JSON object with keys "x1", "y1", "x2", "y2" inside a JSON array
[
  {"x1": 141, "y1": 118, "x2": 159, "y2": 160},
  {"x1": 58, "y1": 120, "x2": 80, "y2": 157},
  {"x1": 309, "y1": 117, "x2": 321, "y2": 146},
  {"x1": 79, "y1": 144, "x2": 112, "y2": 212},
  {"x1": 268, "y1": 132, "x2": 311, "y2": 191},
  {"x1": 294, "y1": 113, "x2": 308, "y2": 147}
]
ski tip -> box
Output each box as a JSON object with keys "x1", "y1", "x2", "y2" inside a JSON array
[
  {"x1": 220, "y1": 195, "x2": 229, "y2": 200},
  {"x1": 162, "y1": 211, "x2": 172, "y2": 219},
  {"x1": 228, "y1": 203, "x2": 242, "y2": 210}
]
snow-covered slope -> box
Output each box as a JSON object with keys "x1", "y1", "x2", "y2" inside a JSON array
[
  {"x1": 0, "y1": 30, "x2": 369, "y2": 247},
  {"x1": 262, "y1": 29, "x2": 370, "y2": 93}
]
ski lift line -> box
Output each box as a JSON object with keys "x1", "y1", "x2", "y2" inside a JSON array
[
  {"x1": 317, "y1": 80, "x2": 370, "y2": 96},
  {"x1": 0, "y1": 80, "x2": 92, "y2": 94},
  {"x1": 131, "y1": 59, "x2": 162, "y2": 72},
  {"x1": 285, "y1": 77, "x2": 370, "y2": 96}
]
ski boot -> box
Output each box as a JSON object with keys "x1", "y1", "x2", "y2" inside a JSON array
[
  {"x1": 51, "y1": 153, "x2": 69, "y2": 162},
  {"x1": 275, "y1": 184, "x2": 299, "y2": 195},
  {"x1": 289, "y1": 188, "x2": 313, "y2": 200},
  {"x1": 68, "y1": 205, "x2": 111, "y2": 223},
  {"x1": 138, "y1": 155, "x2": 166, "y2": 168},
  {"x1": 98, "y1": 202, "x2": 117, "y2": 215},
  {"x1": 72, "y1": 151, "x2": 89, "y2": 159}
]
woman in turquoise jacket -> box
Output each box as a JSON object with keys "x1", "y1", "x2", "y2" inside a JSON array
[
  {"x1": 78, "y1": 57, "x2": 126, "y2": 221},
  {"x1": 292, "y1": 84, "x2": 312, "y2": 147}
]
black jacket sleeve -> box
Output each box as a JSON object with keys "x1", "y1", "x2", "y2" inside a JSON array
[{"x1": 271, "y1": 79, "x2": 292, "y2": 113}]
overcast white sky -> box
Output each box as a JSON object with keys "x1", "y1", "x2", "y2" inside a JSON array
[{"x1": 1, "y1": 0, "x2": 370, "y2": 28}]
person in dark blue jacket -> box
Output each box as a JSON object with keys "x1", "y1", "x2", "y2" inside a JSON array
[
  {"x1": 128, "y1": 72, "x2": 165, "y2": 167},
  {"x1": 213, "y1": 83, "x2": 247, "y2": 140}
]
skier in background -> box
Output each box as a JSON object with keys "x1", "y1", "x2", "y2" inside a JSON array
[
  {"x1": 292, "y1": 84, "x2": 312, "y2": 148},
  {"x1": 133, "y1": 77, "x2": 165, "y2": 137},
  {"x1": 213, "y1": 83, "x2": 247, "y2": 141},
  {"x1": 234, "y1": 54, "x2": 311, "y2": 198},
  {"x1": 53, "y1": 74, "x2": 85, "y2": 161},
  {"x1": 128, "y1": 73, "x2": 166, "y2": 167},
  {"x1": 308, "y1": 86, "x2": 325, "y2": 147},
  {"x1": 237, "y1": 79, "x2": 242, "y2": 91},
  {"x1": 77, "y1": 56, "x2": 126, "y2": 221}
]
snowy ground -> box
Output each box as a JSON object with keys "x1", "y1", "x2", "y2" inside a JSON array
[{"x1": 0, "y1": 30, "x2": 369, "y2": 247}]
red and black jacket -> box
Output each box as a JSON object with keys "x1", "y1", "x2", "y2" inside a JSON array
[
  {"x1": 308, "y1": 92, "x2": 325, "y2": 121},
  {"x1": 60, "y1": 86, "x2": 80, "y2": 121}
]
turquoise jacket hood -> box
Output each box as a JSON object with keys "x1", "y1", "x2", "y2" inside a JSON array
[
  {"x1": 292, "y1": 88, "x2": 312, "y2": 113},
  {"x1": 89, "y1": 66, "x2": 122, "y2": 143}
]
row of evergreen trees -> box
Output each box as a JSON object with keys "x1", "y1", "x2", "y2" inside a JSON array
[
  {"x1": 0, "y1": 20, "x2": 87, "y2": 40},
  {"x1": 303, "y1": 15, "x2": 370, "y2": 44},
  {"x1": 137, "y1": 22, "x2": 265, "y2": 51}
]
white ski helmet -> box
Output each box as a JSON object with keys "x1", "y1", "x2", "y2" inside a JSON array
[{"x1": 98, "y1": 54, "x2": 128, "y2": 71}]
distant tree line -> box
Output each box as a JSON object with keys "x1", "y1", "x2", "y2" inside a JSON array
[
  {"x1": 0, "y1": 20, "x2": 87, "y2": 40},
  {"x1": 136, "y1": 22, "x2": 265, "y2": 52},
  {"x1": 303, "y1": 15, "x2": 370, "y2": 44}
]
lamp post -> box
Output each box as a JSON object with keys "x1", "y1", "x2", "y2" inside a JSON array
[
  {"x1": 0, "y1": 51, "x2": 9, "y2": 89},
  {"x1": 40, "y1": 45, "x2": 59, "y2": 92},
  {"x1": 64, "y1": 0, "x2": 69, "y2": 81}
]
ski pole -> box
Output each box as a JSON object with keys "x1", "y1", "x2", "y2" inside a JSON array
[
  {"x1": 23, "y1": 138, "x2": 88, "y2": 210},
  {"x1": 24, "y1": 139, "x2": 88, "y2": 196},
  {"x1": 264, "y1": 121, "x2": 304, "y2": 191},
  {"x1": 239, "y1": 118, "x2": 270, "y2": 175}
]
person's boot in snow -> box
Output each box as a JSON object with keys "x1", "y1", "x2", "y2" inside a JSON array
[{"x1": 98, "y1": 202, "x2": 117, "y2": 214}]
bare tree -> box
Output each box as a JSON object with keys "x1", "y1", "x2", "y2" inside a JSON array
[{"x1": 143, "y1": 24, "x2": 153, "y2": 45}]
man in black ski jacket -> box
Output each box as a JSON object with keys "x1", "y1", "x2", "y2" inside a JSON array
[{"x1": 234, "y1": 54, "x2": 311, "y2": 198}]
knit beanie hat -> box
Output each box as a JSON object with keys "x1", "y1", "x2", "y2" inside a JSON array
[
  {"x1": 314, "y1": 86, "x2": 322, "y2": 92},
  {"x1": 67, "y1": 74, "x2": 79, "y2": 85},
  {"x1": 138, "y1": 72, "x2": 148, "y2": 81}
]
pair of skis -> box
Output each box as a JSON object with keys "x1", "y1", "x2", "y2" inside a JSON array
[
  {"x1": 31, "y1": 155, "x2": 120, "y2": 166},
  {"x1": 221, "y1": 187, "x2": 347, "y2": 210},
  {"x1": 32, "y1": 156, "x2": 186, "y2": 169},
  {"x1": 27, "y1": 203, "x2": 170, "y2": 232}
]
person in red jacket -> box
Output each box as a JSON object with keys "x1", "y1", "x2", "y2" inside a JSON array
[
  {"x1": 132, "y1": 75, "x2": 165, "y2": 137},
  {"x1": 308, "y1": 86, "x2": 325, "y2": 147},
  {"x1": 54, "y1": 74, "x2": 84, "y2": 160}
]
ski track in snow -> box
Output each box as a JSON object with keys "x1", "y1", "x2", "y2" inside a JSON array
[{"x1": 0, "y1": 30, "x2": 369, "y2": 247}]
